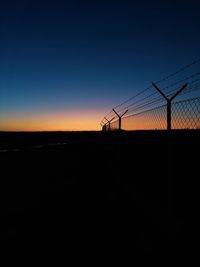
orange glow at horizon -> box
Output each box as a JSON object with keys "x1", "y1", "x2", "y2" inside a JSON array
[
  {"x1": 0, "y1": 110, "x2": 102, "y2": 131},
  {"x1": 2, "y1": 107, "x2": 198, "y2": 132}
]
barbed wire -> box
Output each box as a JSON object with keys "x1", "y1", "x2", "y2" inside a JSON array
[
  {"x1": 101, "y1": 58, "x2": 200, "y2": 125},
  {"x1": 114, "y1": 74, "x2": 200, "y2": 115}
]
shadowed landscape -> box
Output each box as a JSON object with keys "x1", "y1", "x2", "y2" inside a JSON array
[{"x1": 0, "y1": 130, "x2": 199, "y2": 257}]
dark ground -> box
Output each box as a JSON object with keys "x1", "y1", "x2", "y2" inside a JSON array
[{"x1": 0, "y1": 130, "x2": 199, "y2": 260}]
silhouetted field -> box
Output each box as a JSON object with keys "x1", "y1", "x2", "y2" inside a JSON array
[{"x1": 0, "y1": 130, "x2": 199, "y2": 258}]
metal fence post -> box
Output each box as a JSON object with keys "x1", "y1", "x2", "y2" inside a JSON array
[
  {"x1": 167, "y1": 100, "x2": 171, "y2": 131},
  {"x1": 112, "y1": 109, "x2": 128, "y2": 130},
  {"x1": 104, "y1": 117, "x2": 115, "y2": 131},
  {"x1": 152, "y1": 82, "x2": 187, "y2": 130},
  {"x1": 100, "y1": 122, "x2": 105, "y2": 131}
]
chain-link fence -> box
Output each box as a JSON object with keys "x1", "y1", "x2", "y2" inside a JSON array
[
  {"x1": 108, "y1": 97, "x2": 200, "y2": 130},
  {"x1": 105, "y1": 119, "x2": 118, "y2": 131},
  {"x1": 101, "y1": 59, "x2": 200, "y2": 131},
  {"x1": 172, "y1": 97, "x2": 200, "y2": 129}
]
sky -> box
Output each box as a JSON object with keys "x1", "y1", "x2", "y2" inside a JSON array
[{"x1": 0, "y1": 0, "x2": 200, "y2": 131}]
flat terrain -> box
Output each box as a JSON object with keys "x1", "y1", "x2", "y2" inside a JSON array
[{"x1": 0, "y1": 130, "x2": 199, "y2": 258}]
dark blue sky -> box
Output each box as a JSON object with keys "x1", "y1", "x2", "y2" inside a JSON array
[{"x1": 0, "y1": 0, "x2": 200, "y2": 130}]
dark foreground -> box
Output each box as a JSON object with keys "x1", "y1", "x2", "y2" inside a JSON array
[{"x1": 0, "y1": 130, "x2": 199, "y2": 260}]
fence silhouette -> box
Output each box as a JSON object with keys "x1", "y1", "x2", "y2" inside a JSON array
[
  {"x1": 105, "y1": 97, "x2": 200, "y2": 131},
  {"x1": 101, "y1": 59, "x2": 200, "y2": 131}
]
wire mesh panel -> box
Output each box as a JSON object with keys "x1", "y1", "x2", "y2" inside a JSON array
[
  {"x1": 110, "y1": 119, "x2": 119, "y2": 131},
  {"x1": 121, "y1": 105, "x2": 167, "y2": 130},
  {"x1": 172, "y1": 97, "x2": 200, "y2": 129},
  {"x1": 105, "y1": 124, "x2": 109, "y2": 131}
]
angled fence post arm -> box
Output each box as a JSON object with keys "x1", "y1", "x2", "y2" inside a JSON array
[
  {"x1": 121, "y1": 109, "x2": 128, "y2": 117},
  {"x1": 120, "y1": 110, "x2": 128, "y2": 131},
  {"x1": 104, "y1": 117, "x2": 115, "y2": 131},
  {"x1": 152, "y1": 82, "x2": 171, "y2": 130},
  {"x1": 152, "y1": 82, "x2": 188, "y2": 130},
  {"x1": 170, "y1": 84, "x2": 187, "y2": 101},
  {"x1": 112, "y1": 109, "x2": 120, "y2": 130},
  {"x1": 152, "y1": 82, "x2": 168, "y2": 101},
  {"x1": 112, "y1": 109, "x2": 120, "y2": 118},
  {"x1": 112, "y1": 109, "x2": 128, "y2": 130}
]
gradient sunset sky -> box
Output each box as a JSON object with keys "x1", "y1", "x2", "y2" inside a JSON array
[{"x1": 0, "y1": 0, "x2": 200, "y2": 131}]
